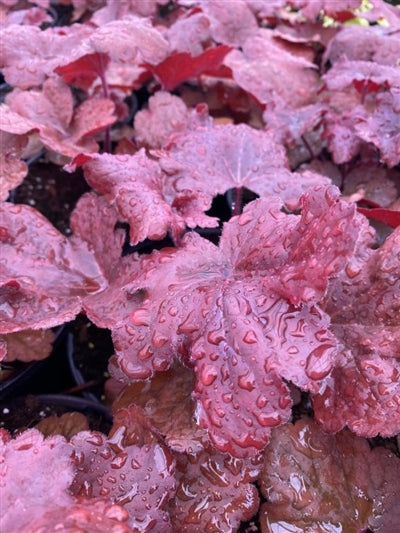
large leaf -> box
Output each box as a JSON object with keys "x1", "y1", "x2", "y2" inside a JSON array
[
  {"x1": 258, "y1": 419, "x2": 400, "y2": 533},
  {"x1": 113, "y1": 186, "x2": 362, "y2": 456},
  {"x1": 314, "y1": 227, "x2": 400, "y2": 437}
]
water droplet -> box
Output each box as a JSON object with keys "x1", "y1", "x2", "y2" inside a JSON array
[
  {"x1": 131, "y1": 307, "x2": 150, "y2": 326},
  {"x1": 222, "y1": 393, "x2": 233, "y2": 403},
  {"x1": 305, "y1": 344, "x2": 334, "y2": 380},
  {"x1": 111, "y1": 453, "x2": 127, "y2": 469},
  {"x1": 207, "y1": 329, "x2": 224, "y2": 345},
  {"x1": 256, "y1": 394, "x2": 268, "y2": 408},
  {"x1": 255, "y1": 412, "x2": 282, "y2": 427},
  {"x1": 151, "y1": 331, "x2": 168, "y2": 348},
  {"x1": 243, "y1": 330, "x2": 257, "y2": 344},
  {"x1": 200, "y1": 364, "x2": 218, "y2": 386},
  {"x1": 238, "y1": 371, "x2": 256, "y2": 391}
]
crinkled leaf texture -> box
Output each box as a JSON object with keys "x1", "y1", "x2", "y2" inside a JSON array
[
  {"x1": 3, "y1": 77, "x2": 116, "y2": 158},
  {"x1": 259, "y1": 419, "x2": 400, "y2": 533},
  {"x1": 0, "y1": 201, "x2": 107, "y2": 333},
  {"x1": 0, "y1": 193, "x2": 132, "y2": 333},
  {"x1": 71, "y1": 150, "x2": 217, "y2": 246},
  {"x1": 158, "y1": 123, "x2": 330, "y2": 211},
  {"x1": 314, "y1": 226, "x2": 400, "y2": 437},
  {"x1": 113, "y1": 185, "x2": 362, "y2": 457},
  {"x1": 0, "y1": 429, "x2": 74, "y2": 533},
  {"x1": 70, "y1": 431, "x2": 175, "y2": 532},
  {"x1": 169, "y1": 443, "x2": 262, "y2": 533}
]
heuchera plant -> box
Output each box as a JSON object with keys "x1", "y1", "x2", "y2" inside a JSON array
[{"x1": 1, "y1": 0, "x2": 400, "y2": 531}]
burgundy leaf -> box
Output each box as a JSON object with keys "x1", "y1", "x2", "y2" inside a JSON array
[
  {"x1": 70, "y1": 431, "x2": 176, "y2": 532},
  {"x1": 315, "y1": 227, "x2": 400, "y2": 437},
  {"x1": 113, "y1": 186, "x2": 362, "y2": 456},
  {"x1": 169, "y1": 443, "x2": 262, "y2": 533},
  {"x1": 145, "y1": 45, "x2": 232, "y2": 91},
  {"x1": 259, "y1": 418, "x2": 400, "y2": 533},
  {"x1": 0, "y1": 328, "x2": 54, "y2": 362},
  {"x1": 111, "y1": 363, "x2": 209, "y2": 454}
]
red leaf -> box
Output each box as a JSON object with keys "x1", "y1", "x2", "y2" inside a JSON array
[
  {"x1": 158, "y1": 123, "x2": 329, "y2": 210},
  {"x1": 0, "y1": 429, "x2": 74, "y2": 533},
  {"x1": 71, "y1": 150, "x2": 216, "y2": 246},
  {"x1": 113, "y1": 186, "x2": 362, "y2": 456},
  {"x1": 357, "y1": 207, "x2": 400, "y2": 229},
  {"x1": 315, "y1": 227, "x2": 400, "y2": 436},
  {"x1": 54, "y1": 52, "x2": 110, "y2": 91},
  {"x1": 169, "y1": 443, "x2": 262, "y2": 532},
  {"x1": 0, "y1": 202, "x2": 107, "y2": 333},
  {"x1": 145, "y1": 45, "x2": 232, "y2": 91},
  {"x1": 224, "y1": 32, "x2": 319, "y2": 108},
  {"x1": 70, "y1": 431, "x2": 175, "y2": 532},
  {"x1": 259, "y1": 419, "x2": 400, "y2": 532}
]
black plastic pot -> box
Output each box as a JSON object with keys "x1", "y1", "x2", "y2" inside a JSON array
[
  {"x1": 0, "y1": 393, "x2": 112, "y2": 435},
  {"x1": 0, "y1": 325, "x2": 67, "y2": 402}
]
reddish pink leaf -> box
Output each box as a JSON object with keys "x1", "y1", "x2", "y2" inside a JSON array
[
  {"x1": 0, "y1": 24, "x2": 94, "y2": 89},
  {"x1": 88, "y1": 17, "x2": 168, "y2": 65},
  {"x1": 5, "y1": 78, "x2": 116, "y2": 158},
  {"x1": 315, "y1": 227, "x2": 400, "y2": 437},
  {"x1": 325, "y1": 25, "x2": 400, "y2": 67},
  {"x1": 355, "y1": 91, "x2": 400, "y2": 168},
  {"x1": 224, "y1": 31, "x2": 319, "y2": 108},
  {"x1": 201, "y1": 0, "x2": 258, "y2": 47},
  {"x1": 259, "y1": 419, "x2": 400, "y2": 533},
  {"x1": 165, "y1": 9, "x2": 212, "y2": 55},
  {"x1": 0, "y1": 202, "x2": 107, "y2": 333},
  {"x1": 0, "y1": 131, "x2": 29, "y2": 200},
  {"x1": 159, "y1": 123, "x2": 330, "y2": 210},
  {"x1": 134, "y1": 92, "x2": 212, "y2": 149},
  {"x1": 70, "y1": 192, "x2": 142, "y2": 329},
  {"x1": 145, "y1": 45, "x2": 232, "y2": 91},
  {"x1": 25, "y1": 498, "x2": 132, "y2": 533},
  {"x1": 0, "y1": 429, "x2": 74, "y2": 533},
  {"x1": 113, "y1": 186, "x2": 362, "y2": 456},
  {"x1": 70, "y1": 431, "x2": 175, "y2": 532},
  {"x1": 169, "y1": 443, "x2": 262, "y2": 532},
  {"x1": 323, "y1": 59, "x2": 400, "y2": 94}
]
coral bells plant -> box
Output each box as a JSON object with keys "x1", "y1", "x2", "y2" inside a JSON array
[{"x1": 1, "y1": 0, "x2": 400, "y2": 531}]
